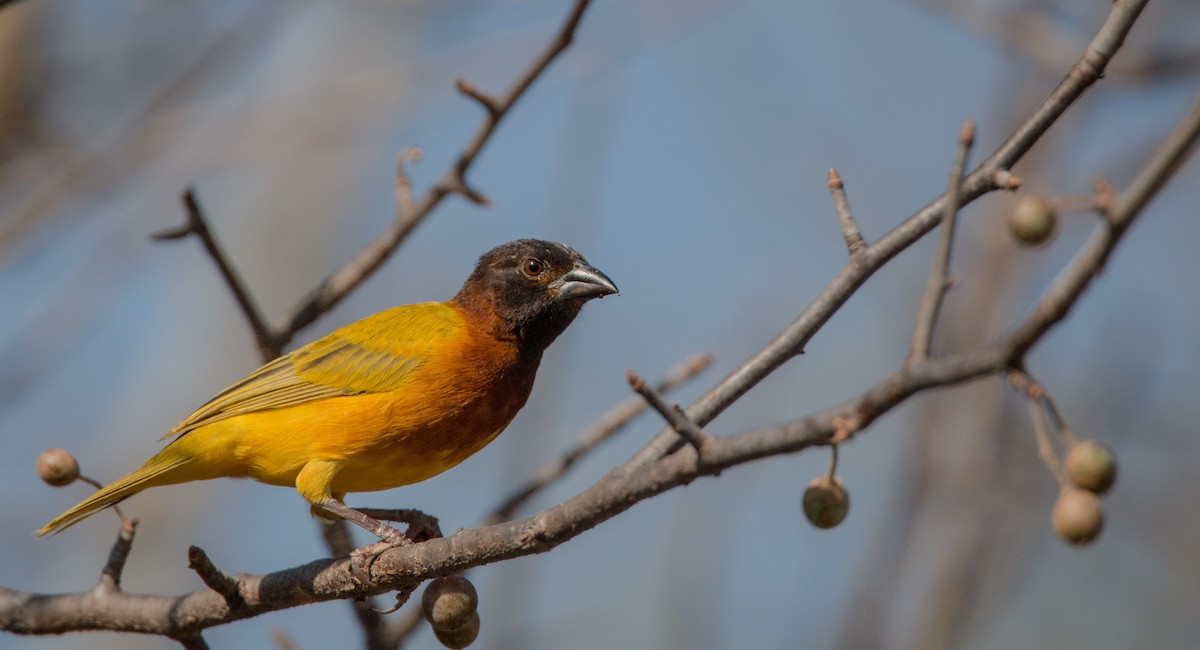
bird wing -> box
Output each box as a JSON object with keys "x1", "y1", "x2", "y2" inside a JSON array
[{"x1": 164, "y1": 303, "x2": 465, "y2": 438}]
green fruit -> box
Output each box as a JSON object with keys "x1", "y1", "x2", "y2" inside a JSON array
[
  {"x1": 1009, "y1": 195, "x2": 1058, "y2": 245},
  {"x1": 433, "y1": 611, "x2": 480, "y2": 649},
  {"x1": 803, "y1": 476, "x2": 849, "y2": 529},
  {"x1": 1065, "y1": 440, "x2": 1117, "y2": 495},
  {"x1": 1052, "y1": 488, "x2": 1103, "y2": 546},
  {"x1": 422, "y1": 576, "x2": 478, "y2": 632}
]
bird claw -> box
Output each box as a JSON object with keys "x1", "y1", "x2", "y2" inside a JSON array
[{"x1": 348, "y1": 539, "x2": 406, "y2": 586}]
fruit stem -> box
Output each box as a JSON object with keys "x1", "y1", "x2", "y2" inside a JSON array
[{"x1": 826, "y1": 444, "x2": 839, "y2": 481}]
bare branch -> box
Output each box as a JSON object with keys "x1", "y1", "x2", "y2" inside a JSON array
[
  {"x1": 627, "y1": 371, "x2": 713, "y2": 460},
  {"x1": 827, "y1": 169, "x2": 866, "y2": 255},
  {"x1": 1009, "y1": 369, "x2": 1069, "y2": 487},
  {"x1": 98, "y1": 518, "x2": 137, "y2": 592},
  {"x1": 626, "y1": 0, "x2": 1150, "y2": 468},
  {"x1": 393, "y1": 147, "x2": 423, "y2": 219},
  {"x1": 187, "y1": 546, "x2": 247, "y2": 613},
  {"x1": 487, "y1": 353, "x2": 712, "y2": 525},
  {"x1": 934, "y1": 0, "x2": 1200, "y2": 82},
  {"x1": 274, "y1": 0, "x2": 594, "y2": 348},
  {"x1": 151, "y1": 189, "x2": 277, "y2": 361},
  {"x1": 379, "y1": 355, "x2": 714, "y2": 647},
  {"x1": 1109, "y1": 93, "x2": 1200, "y2": 222},
  {"x1": 455, "y1": 78, "x2": 502, "y2": 116},
  {"x1": 6, "y1": 1, "x2": 1185, "y2": 643},
  {"x1": 909, "y1": 119, "x2": 975, "y2": 362}
]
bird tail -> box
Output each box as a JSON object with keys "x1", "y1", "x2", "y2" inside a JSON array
[{"x1": 36, "y1": 455, "x2": 192, "y2": 537}]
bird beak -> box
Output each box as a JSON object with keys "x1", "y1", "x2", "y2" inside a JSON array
[{"x1": 552, "y1": 261, "x2": 619, "y2": 301}]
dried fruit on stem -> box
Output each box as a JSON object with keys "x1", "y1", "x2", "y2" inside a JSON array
[
  {"x1": 1065, "y1": 440, "x2": 1117, "y2": 495},
  {"x1": 37, "y1": 449, "x2": 80, "y2": 487},
  {"x1": 1052, "y1": 488, "x2": 1104, "y2": 546},
  {"x1": 803, "y1": 476, "x2": 849, "y2": 529},
  {"x1": 422, "y1": 576, "x2": 479, "y2": 632},
  {"x1": 434, "y1": 611, "x2": 481, "y2": 649}
]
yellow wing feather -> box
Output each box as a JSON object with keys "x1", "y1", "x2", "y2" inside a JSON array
[{"x1": 165, "y1": 303, "x2": 465, "y2": 438}]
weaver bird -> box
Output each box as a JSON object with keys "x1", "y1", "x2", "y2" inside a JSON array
[{"x1": 39, "y1": 239, "x2": 617, "y2": 541}]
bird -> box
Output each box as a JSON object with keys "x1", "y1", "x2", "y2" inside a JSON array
[{"x1": 38, "y1": 239, "x2": 617, "y2": 541}]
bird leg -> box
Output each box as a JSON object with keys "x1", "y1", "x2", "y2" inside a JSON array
[
  {"x1": 353, "y1": 507, "x2": 443, "y2": 541},
  {"x1": 318, "y1": 500, "x2": 413, "y2": 586},
  {"x1": 319, "y1": 499, "x2": 408, "y2": 544}
]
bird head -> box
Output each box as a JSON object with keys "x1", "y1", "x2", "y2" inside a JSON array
[{"x1": 452, "y1": 239, "x2": 618, "y2": 352}]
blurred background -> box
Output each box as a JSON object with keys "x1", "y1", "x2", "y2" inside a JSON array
[{"x1": 2, "y1": 0, "x2": 1199, "y2": 648}]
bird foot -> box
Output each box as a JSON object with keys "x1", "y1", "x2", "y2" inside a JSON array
[{"x1": 349, "y1": 538, "x2": 407, "y2": 586}]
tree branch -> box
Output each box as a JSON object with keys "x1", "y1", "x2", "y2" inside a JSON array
[
  {"x1": 273, "y1": 0, "x2": 594, "y2": 350},
  {"x1": 152, "y1": 188, "x2": 277, "y2": 360},
  {"x1": 626, "y1": 0, "x2": 1149, "y2": 468},
  {"x1": 908, "y1": 119, "x2": 975, "y2": 361},
  {"x1": 7, "y1": 59, "x2": 1193, "y2": 641},
  {"x1": 7, "y1": 0, "x2": 1184, "y2": 643},
  {"x1": 486, "y1": 353, "x2": 712, "y2": 525},
  {"x1": 827, "y1": 168, "x2": 866, "y2": 255}
]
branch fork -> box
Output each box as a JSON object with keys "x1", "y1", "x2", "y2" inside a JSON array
[{"x1": 627, "y1": 370, "x2": 716, "y2": 466}]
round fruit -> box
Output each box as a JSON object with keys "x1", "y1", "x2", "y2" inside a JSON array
[
  {"x1": 36, "y1": 449, "x2": 80, "y2": 487},
  {"x1": 422, "y1": 576, "x2": 479, "y2": 632},
  {"x1": 433, "y1": 611, "x2": 480, "y2": 649},
  {"x1": 802, "y1": 476, "x2": 849, "y2": 529},
  {"x1": 1065, "y1": 440, "x2": 1117, "y2": 495},
  {"x1": 1052, "y1": 488, "x2": 1103, "y2": 546},
  {"x1": 1009, "y1": 195, "x2": 1058, "y2": 245}
]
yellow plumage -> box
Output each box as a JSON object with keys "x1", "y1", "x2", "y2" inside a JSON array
[{"x1": 38, "y1": 302, "x2": 527, "y2": 536}]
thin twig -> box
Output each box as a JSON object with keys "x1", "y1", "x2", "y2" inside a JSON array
[
  {"x1": 455, "y1": 78, "x2": 502, "y2": 116},
  {"x1": 97, "y1": 518, "x2": 137, "y2": 592},
  {"x1": 1013, "y1": 371, "x2": 1081, "y2": 448},
  {"x1": 393, "y1": 354, "x2": 713, "y2": 643},
  {"x1": 274, "y1": 0, "x2": 594, "y2": 347},
  {"x1": 909, "y1": 119, "x2": 975, "y2": 361},
  {"x1": 627, "y1": 0, "x2": 1148, "y2": 469},
  {"x1": 627, "y1": 371, "x2": 712, "y2": 458},
  {"x1": 1109, "y1": 92, "x2": 1200, "y2": 222},
  {"x1": 1026, "y1": 395, "x2": 1068, "y2": 488},
  {"x1": 187, "y1": 546, "x2": 247, "y2": 612},
  {"x1": 827, "y1": 169, "x2": 866, "y2": 254},
  {"x1": 1008, "y1": 368, "x2": 1068, "y2": 485},
  {"x1": 487, "y1": 353, "x2": 712, "y2": 524},
  {"x1": 152, "y1": 189, "x2": 276, "y2": 360},
  {"x1": 394, "y1": 147, "x2": 424, "y2": 219}
]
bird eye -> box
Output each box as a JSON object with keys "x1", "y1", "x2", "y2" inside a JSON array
[{"x1": 522, "y1": 258, "x2": 544, "y2": 277}]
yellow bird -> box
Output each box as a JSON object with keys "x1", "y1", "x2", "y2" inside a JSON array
[{"x1": 39, "y1": 239, "x2": 617, "y2": 540}]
